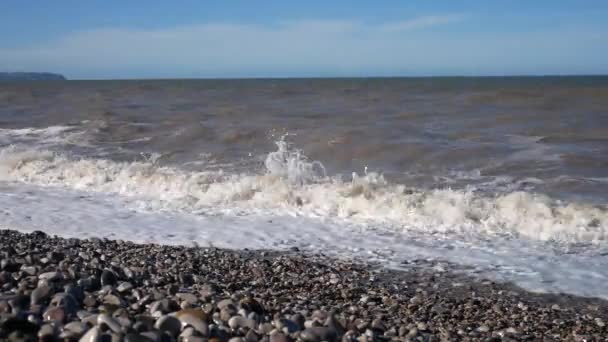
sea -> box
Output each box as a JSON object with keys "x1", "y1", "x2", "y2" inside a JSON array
[{"x1": 1, "y1": 77, "x2": 607, "y2": 298}]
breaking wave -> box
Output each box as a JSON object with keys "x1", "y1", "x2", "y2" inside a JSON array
[{"x1": 0, "y1": 136, "x2": 606, "y2": 245}]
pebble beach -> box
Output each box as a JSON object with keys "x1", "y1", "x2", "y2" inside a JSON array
[{"x1": 0, "y1": 229, "x2": 606, "y2": 341}]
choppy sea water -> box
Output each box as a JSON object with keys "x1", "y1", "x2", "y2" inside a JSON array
[{"x1": 1, "y1": 77, "x2": 608, "y2": 298}]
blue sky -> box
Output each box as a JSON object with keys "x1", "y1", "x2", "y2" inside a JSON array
[{"x1": 1, "y1": 1, "x2": 607, "y2": 79}]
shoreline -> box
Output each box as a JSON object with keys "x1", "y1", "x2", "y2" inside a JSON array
[{"x1": 0, "y1": 229, "x2": 606, "y2": 341}]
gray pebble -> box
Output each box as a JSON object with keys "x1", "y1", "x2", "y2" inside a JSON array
[
  {"x1": 180, "y1": 326, "x2": 195, "y2": 338},
  {"x1": 103, "y1": 294, "x2": 125, "y2": 307},
  {"x1": 43, "y1": 306, "x2": 66, "y2": 323},
  {"x1": 149, "y1": 299, "x2": 171, "y2": 314},
  {"x1": 218, "y1": 298, "x2": 236, "y2": 310},
  {"x1": 270, "y1": 332, "x2": 290, "y2": 342},
  {"x1": 300, "y1": 327, "x2": 338, "y2": 342},
  {"x1": 30, "y1": 285, "x2": 50, "y2": 305},
  {"x1": 101, "y1": 269, "x2": 117, "y2": 286},
  {"x1": 177, "y1": 292, "x2": 199, "y2": 305},
  {"x1": 177, "y1": 313, "x2": 209, "y2": 336},
  {"x1": 38, "y1": 323, "x2": 55, "y2": 338},
  {"x1": 477, "y1": 325, "x2": 490, "y2": 333},
  {"x1": 123, "y1": 333, "x2": 155, "y2": 342},
  {"x1": 39, "y1": 271, "x2": 61, "y2": 281},
  {"x1": 221, "y1": 307, "x2": 236, "y2": 322},
  {"x1": 21, "y1": 266, "x2": 37, "y2": 276},
  {"x1": 50, "y1": 293, "x2": 78, "y2": 314},
  {"x1": 64, "y1": 321, "x2": 88, "y2": 336},
  {"x1": 79, "y1": 326, "x2": 101, "y2": 342},
  {"x1": 154, "y1": 315, "x2": 182, "y2": 337},
  {"x1": 78, "y1": 311, "x2": 96, "y2": 322},
  {"x1": 229, "y1": 316, "x2": 256, "y2": 330},
  {"x1": 117, "y1": 282, "x2": 133, "y2": 293},
  {"x1": 275, "y1": 318, "x2": 300, "y2": 333},
  {"x1": 182, "y1": 337, "x2": 206, "y2": 342},
  {"x1": 245, "y1": 329, "x2": 259, "y2": 342},
  {"x1": 98, "y1": 313, "x2": 123, "y2": 333},
  {"x1": 140, "y1": 331, "x2": 163, "y2": 341},
  {"x1": 258, "y1": 322, "x2": 275, "y2": 334}
]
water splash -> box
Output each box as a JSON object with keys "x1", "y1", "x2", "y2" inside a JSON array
[{"x1": 264, "y1": 134, "x2": 326, "y2": 184}]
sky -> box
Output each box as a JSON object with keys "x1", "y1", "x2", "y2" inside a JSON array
[{"x1": 1, "y1": 1, "x2": 607, "y2": 79}]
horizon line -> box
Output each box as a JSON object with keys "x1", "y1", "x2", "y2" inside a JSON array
[{"x1": 49, "y1": 73, "x2": 608, "y2": 81}]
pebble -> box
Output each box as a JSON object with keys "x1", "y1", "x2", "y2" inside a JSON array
[
  {"x1": 64, "y1": 321, "x2": 88, "y2": 335},
  {"x1": 477, "y1": 325, "x2": 490, "y2": 333},
  {"x1": 270, "y1": 332, "x2": 290, "y2": 342},
  {"x1": 177, "y1": 308, "x2": 207, "y2": 320},
  {"x1": 505, "y1": 327, "x2": 521, "y2": 335},
  {"x1": 79, "y1": 326, "x2": 101, "y2": 342},
  {"x1": 240, "y1": 297, "x2": 264, "y2": 314},
  {"x1": 83, "y1": 295, "x2": 97, "y2": 307},
  {"x1": 218, "y1": 299, "x2": 236, "y2": 310},
  {"x1": 0, "y1": 229, "x2": 604, "y2": 342},
  {"x1": 38, "y1": 323, "x2": 55, "y2": 338},
  {"x1": 149, "y1": 299, "x2": 171, "y2": 314},
  {"x1": 117, "y1": 281, "x2": 133, "y2": 293},
  {"x1": 30, "y1": 285, "x2": 51, "y2": 305},
  {"x1": 21, "y1": 266, "x2": 37, "y2": 276},
  {"x1": 155, "y1": 315, "x2": 182, "y2": 337},
  {"x1": 101, "y1": 269, "x2": 117, "y2": 286},
  {"x1": 98, "y1": 313, "x2": 123, "y2": 333},
  {"x1": 103, "y1": 294, "x2": 125, "y2": 307},
  {"x1": 177, "y1": 312, "x2": 209, "y2": 336},
  {"x1": 43, "y1": 306, "x2": 66, "y2": 322},
  {"x1": 182, "y1": 337, "x2": 206, "y2": 342},
  {"x1": 595, "y1": 318, "x2": 605, "y2": 327},
  {"x1": 81, "y1": 313, "x2": 99, "y2": 326},
  {"x1": 177, "y1": 292, "x2": 199, "y2": 305},
  {"x1": 229, "y1": 316, "x2": 256, "y2": 330},
  {"x1": 220, "y1": 307, "x2": 235, "y2": 322},
  {"x1": 50, "y1": 293, "x2": 78, "y2": 314},
  {"x1": 245, "y1": 329, "x2": 259, "y2": 342},
  {"x1": 275, "y1": 318, "x2": 300, "y2": 333},
  {"x1": 300, "y1": 327, "x2": 338, "y2": 342},
  {"x1": 39, "y1": 271, "x2": 61, "y2": 281}
]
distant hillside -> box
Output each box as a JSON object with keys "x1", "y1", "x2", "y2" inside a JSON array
[{"x1": 0, "y1": 72, "x2": 66, "y2": 81}]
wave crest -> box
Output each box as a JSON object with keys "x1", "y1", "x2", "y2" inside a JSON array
[{"x1": 0, "y1": 140, "x2": 606, "y2": 244}]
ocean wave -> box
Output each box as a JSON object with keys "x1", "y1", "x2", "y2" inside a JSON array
[
  {"x1": 0, "y1": 137, "x2": 606, "y2": 245},
  {"x1": 0, "y1": 125, "x2": 92, "y2": 148}
]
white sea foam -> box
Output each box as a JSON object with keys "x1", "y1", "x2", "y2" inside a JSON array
[{"x1": 0, "y1": 139, "x2": 606, "y2": 245}]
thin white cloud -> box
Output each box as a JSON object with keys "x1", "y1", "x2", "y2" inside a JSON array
[
  {"x1": 0, "y1": 15, "x2": 605, "y2": 78},
  {"x1": 379, "y1": 14, "x2": 466, "y2": 32},
  {"x1": 0, "y1": 17, "x2": 461, "y2": 76}
]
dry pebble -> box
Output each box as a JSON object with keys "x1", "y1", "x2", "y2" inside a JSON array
[{"x1": 0, "y1": 229, "x2": 606, "y2": 341}]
